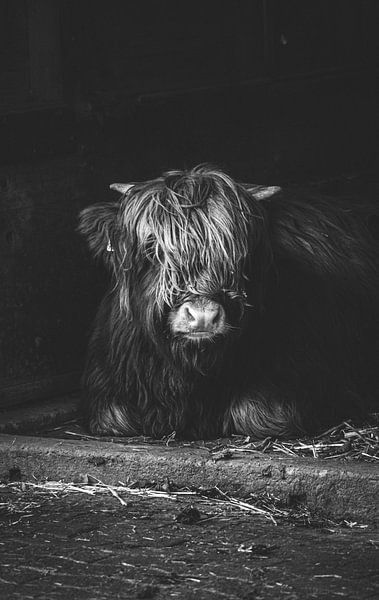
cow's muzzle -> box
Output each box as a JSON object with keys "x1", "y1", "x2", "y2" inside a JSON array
[{"x1": 169, "y1": 297, "x2": 226, "y2": 339}]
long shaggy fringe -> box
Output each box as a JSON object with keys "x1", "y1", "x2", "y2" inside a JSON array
[
  {"x1": 119, "y1": 168, "x2": 267, "y2": 307},
  {"x1": 78, "y1": 166, "x2": 378, "y2": 439},
  {"x1": 80, "y1": 166, "x2": 271, "y2": 315}
]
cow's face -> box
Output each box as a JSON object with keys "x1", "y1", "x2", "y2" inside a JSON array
[{"x1": 79, "y1": 167, "x2": 277, "y2": 346}]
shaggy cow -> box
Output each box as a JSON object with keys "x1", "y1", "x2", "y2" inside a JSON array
[{"x1": 79, "y1": 166, "x2": 378, "y2": 439}]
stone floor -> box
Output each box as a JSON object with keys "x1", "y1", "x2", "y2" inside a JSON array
[{"x1": 0, "y1": 486, "x2": 378, "y2": 600}]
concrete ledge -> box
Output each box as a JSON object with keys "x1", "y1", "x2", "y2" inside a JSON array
[
  {"x1": 0, "y1": 433, "x2": 377, "y2": 524},
  {"x1": 0, "y1": 394, "x2": 79, "y2": 434}
]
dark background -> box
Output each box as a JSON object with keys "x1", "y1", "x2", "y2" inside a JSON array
[{"x1": 0, "y1": 0, "x2": 378, "y2": 407}]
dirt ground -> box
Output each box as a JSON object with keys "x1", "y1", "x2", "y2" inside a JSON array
[{"x1": 0, "y1": 485, "x2": 378, "y2": 600}]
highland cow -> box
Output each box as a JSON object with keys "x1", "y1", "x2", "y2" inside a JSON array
[{"x1": 79, "y1": 166, "x2": 378, "y2": 439}]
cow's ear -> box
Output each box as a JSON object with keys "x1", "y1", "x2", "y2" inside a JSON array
[
  {"x1": 244, "y1": 184, "x2": 282, "y2": 201},
  {"x1": 78, "y1": 202, "x2": 119, "y2": 264}
]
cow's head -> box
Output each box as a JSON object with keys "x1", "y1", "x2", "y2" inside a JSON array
[{"x1": 79, "y1": 166, "x2": 279, "y2": 351}]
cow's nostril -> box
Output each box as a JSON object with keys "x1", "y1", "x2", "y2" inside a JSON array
[
  {"x1": 210, "y1": 307, "x2": 220, "y2": 325},
  {"x1": 185, "y1": 306, "x2": 197, "y2": 322}
]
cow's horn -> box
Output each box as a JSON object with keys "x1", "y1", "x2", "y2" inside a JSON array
[{"x1": 110, "y1": 183, "x2": 134, "y2": 194}]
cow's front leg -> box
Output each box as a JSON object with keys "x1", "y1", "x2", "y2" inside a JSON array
[
  {"x1": 82, "y1": 363, "x2": 140, "y2": 436},
  {"x1": 84, "y1": 395, "x2": 139, "y2": 436},
  {"x1": 223, "y1": 387, "x2": 304, "y2": 439}
]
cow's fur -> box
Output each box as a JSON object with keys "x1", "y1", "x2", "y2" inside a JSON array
[{"x1": 78, "y1": 166, "x2": 378, "y2": 439}]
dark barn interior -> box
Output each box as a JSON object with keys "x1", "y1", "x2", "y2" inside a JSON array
[{"x1": 0, "y1": 0, "x2": 378, "y2": 411}]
